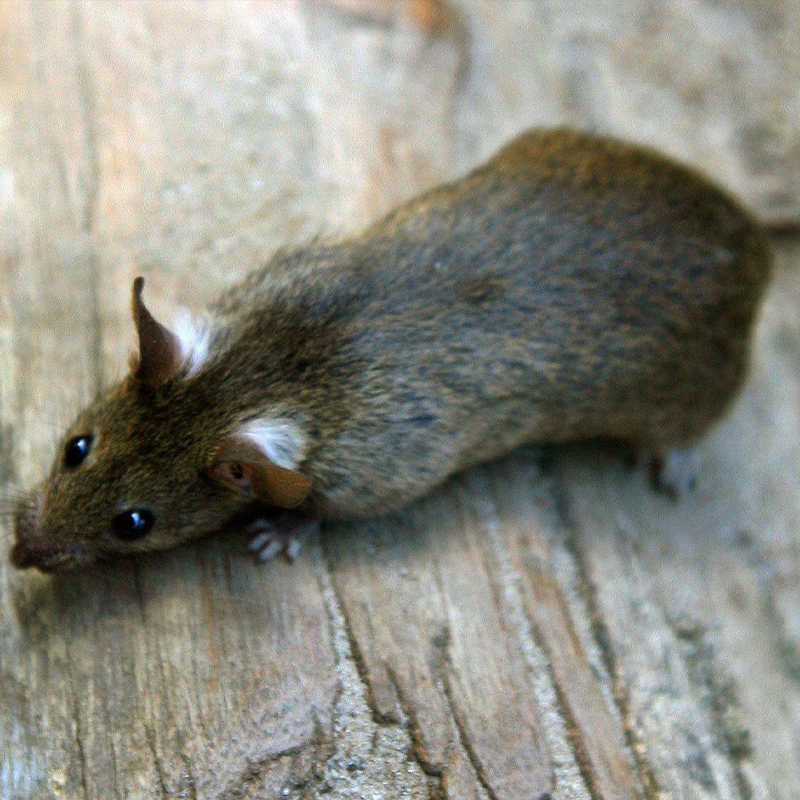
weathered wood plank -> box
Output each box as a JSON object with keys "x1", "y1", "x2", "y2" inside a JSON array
[
  {"x1": 2, "y1": 3, "x2": 339, "y2": 799},
  {"x1": 484, "y1": 461, "x2": 644, "y2": 800},
  {"x1": 325, "y1": 494, "x2": 554, "y2": 799},
  {"x1": 1, "y1": 2, "x2": 798, "y2": 799},
  {"x1": 0, "y1": 6, "x2": 105, "y2": 799}
]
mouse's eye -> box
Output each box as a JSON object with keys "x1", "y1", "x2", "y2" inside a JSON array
[
  {"x1": 64, "y1": 435, "x2": 94, "y2": 468},
  {"x1": 111, "y1": 508, "x2": 155, "y2": 541}
]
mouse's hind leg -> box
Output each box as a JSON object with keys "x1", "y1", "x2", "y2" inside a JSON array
[{"x1": 647, "y1": 447, "x2": 701, "y2": 499}]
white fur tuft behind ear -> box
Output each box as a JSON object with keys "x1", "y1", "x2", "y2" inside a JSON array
[
  {"x1": 173, "y1": 309, "x2": 214, "y2": 377},
  {"x1": 239, "y1": 418, "x2": 307, "y2": 470}
]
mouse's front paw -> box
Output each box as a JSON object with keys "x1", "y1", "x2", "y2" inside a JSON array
[
  {"x1": 649, "y1": 447, "x2": 700, "y2": 499},
  {"x1": 246, "y1": 514, "x2": 320, "y2": 563}
]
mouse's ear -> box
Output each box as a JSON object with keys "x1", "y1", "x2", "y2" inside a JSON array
[
  {"x1": 131, "y1": 277, "x2": 185, "y2": 386},
  {"x1": 209, "y1": 430, "x2": 312, "y2": 509}
]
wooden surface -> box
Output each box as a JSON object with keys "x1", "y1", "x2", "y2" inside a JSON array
[{"x1": 1, "y1": 2, "x2": 799, "y2": 798}]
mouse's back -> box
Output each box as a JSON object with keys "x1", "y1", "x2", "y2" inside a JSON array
[
  {"x1": 11, "y1": 128, "x2": 773, "y2": 575},
  {"x1": 266, "y1": 129, "x2": 772, "y2": 514}
]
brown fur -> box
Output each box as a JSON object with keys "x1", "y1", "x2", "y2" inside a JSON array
[{"x1": 11, "y1": 128, "x2": 772, "y2": 572}]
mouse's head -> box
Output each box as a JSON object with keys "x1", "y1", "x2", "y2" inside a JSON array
[{"x1": 9, "y1": 278, "x2": 312, "y2": 573}]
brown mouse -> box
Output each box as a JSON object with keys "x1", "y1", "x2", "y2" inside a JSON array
[{"x1": 9, "y1": 128, "x2": 772, "y2": 573}]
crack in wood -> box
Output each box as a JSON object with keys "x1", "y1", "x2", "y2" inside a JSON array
[
  {"x1": 64, "y1": 659, "x2": 91, "y2": 800},
  {"x1": 142, "y1": 721, "x2": 169, "y2": 800},
  {"x1": 384, "y1": 662, "x2": 447, "y2": 796},
  {"x1": 434, "y1": 624, "x2": 550, "y2": 800},
  {"x1": 318, "y1": 535, "x2": 399, "y2": 729},
  {"x1": 319, "y1": 527, "x2": 451, "y2": 799},
  {"x1": 518, "y1": 597, "x2": 612, "y2": 800},
  {"x1": 552, "y1": 478, "x2": 663, "y2": 800},
  {"x1": 313, "y1": 538, "x2": 433, "y2": 798},
  {"x1": 671, "y1": 618, "x2": 755, "y2": 800}
]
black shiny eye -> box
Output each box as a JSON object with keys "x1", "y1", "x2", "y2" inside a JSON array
[
  {"x1": 64, "y1": 435, "x2": 94, "y2": 468},
  {"x1": 111, "y1": 508, "x2": 155, "y2": 541}
]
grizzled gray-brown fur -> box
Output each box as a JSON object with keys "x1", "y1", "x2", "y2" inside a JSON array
[{"x1": 11, "y1": 128, "x2": 771, "y2": 572}]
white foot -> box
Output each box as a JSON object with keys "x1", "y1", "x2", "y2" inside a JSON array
[
  {"x1": 246, "y1": 515, "x2": 319, "y2": 563},
  {"x1": 650, "y1": 448, "x2": 700, "y2": 499}
]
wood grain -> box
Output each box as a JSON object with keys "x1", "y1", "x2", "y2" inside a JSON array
[{"x1": 0, "y1": 2, "x2": 797, "y2": 798}]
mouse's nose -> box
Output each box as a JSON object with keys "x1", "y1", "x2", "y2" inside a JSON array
[
  {"x1": 9, "y1": 539, "x2": 91, "y2": 572},
  {"x1": 8, "y1": 539, "x2": 61, "y2": 570},
  {"x1": 9, "y1": 540, "x2": 38, "y2": 569},
  {"x1": 9, "y1": 491, "x2": 68, "y2": 571}
]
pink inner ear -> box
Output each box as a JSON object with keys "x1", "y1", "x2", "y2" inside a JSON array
[
  {"x1": 210, "y1": 435, "x2": 312, "y2": 508},
  {"x1": 211, "y1": 459, "x2": 256, "y2": 495}
]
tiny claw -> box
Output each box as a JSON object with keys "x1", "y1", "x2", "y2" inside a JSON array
[
  {"x1": 285, "y1": 537, "x2": 304, "y2": 561},
  {"x1": 245, "y1": 514, "x2": 319, "y2": 563},
  {"x1": 257, "y1": 538, "x2": 284, "y2": 562},
  {"x1": 247, "y1": 537, "x2": 263, "y2": 553},
  {"x1": 648, "y1": 447, "x2": 700, "y2": 500}
]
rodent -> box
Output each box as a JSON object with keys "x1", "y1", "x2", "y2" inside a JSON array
[{"x1": 9, "y1": 128, "x2": 772, "y2": 573}]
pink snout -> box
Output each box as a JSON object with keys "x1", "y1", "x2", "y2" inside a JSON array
[
  {"x1": 10, "y1": 539, "x2": 89, "y2": 573},
  {"x1": 9, "y1": 490, "x2": 93, "y2": 573}
]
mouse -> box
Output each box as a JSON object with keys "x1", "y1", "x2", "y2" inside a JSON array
[{"x1": 9, "y1": 128, "x2": 772, "y2": 573}]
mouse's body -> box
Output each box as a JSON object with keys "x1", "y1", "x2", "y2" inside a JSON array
[{"x1": 10, "y1": 129, "x2": 772, "y2": 572}]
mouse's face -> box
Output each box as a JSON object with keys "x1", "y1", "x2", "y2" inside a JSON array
[
  {"x1": 9, "y1": 278, "x2": 312, "y2": 573},
  {"x1": 10, "y1": 389, "x2": 241, "y2": 571}
]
